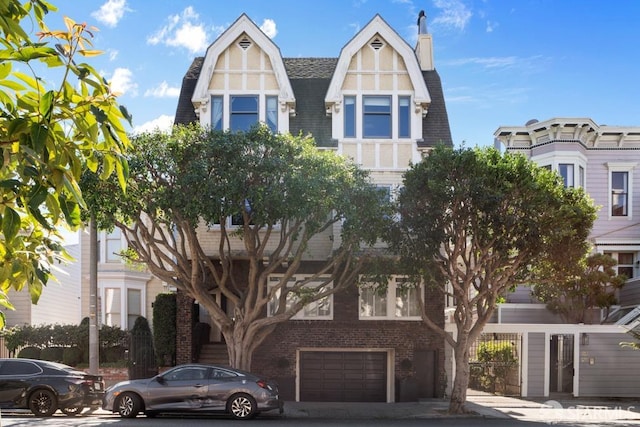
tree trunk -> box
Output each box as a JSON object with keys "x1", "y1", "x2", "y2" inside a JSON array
[{"x1": 449, "y1": 341, "x2": 471, "y2": 414}]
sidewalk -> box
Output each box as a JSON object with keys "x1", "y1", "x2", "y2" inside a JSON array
[{"x1": 277, "y1": 393, "x2": 640, "y2": 422}]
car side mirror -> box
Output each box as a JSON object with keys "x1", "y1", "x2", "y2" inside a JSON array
[{"x1": 156, "y1": 375, "x2": 166, "y2": 384}]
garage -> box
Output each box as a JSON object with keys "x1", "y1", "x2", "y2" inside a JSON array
[{"x1": 299, "y1": 351, "x2": 387, "y2": 402}]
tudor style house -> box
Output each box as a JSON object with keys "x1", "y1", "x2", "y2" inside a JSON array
[
  {"x1": 484, "y1": 118, "x2": 640, "y2": 398},
  {"x1": 172, "y1": 13, "x2": 453, "y2": 402}
]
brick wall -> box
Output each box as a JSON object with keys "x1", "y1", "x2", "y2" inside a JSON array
[{"x1": 176, "y1": 291, "x2": 194, "y2": 364}]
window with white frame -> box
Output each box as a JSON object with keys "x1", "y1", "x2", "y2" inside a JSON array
[
  {"x1": 209, "y1": 94, "x2": 279, "y2": 133},
  {"x1": 398, "y1": 96, "x2": 410, "y2": 138},
  {"x1": 605, "y1": 251, "x2": 635, "y2": 279},
  {"x1": 359, "y1": 276, "x2": 422, "y2": 320},
  {"x1": 363, "y1": 96, "x2": 391, "y2": 138},
  {"x1": 607, "y1": 162, "x2": 636, "y2": 218},
  {"x1": 344, "y1": 96, "x2": 356, "y2": 138},
  {"x1": 612, "y1": 171, "x2": 629, "y2": 216},
  {"x1": 101, "y1": 283, "x2": 145, "y2": 330},
  {"x1": 559, "y1": 163, "x2": 574, "y2": 188},
  {"x1": 267, "y1": 275, "x2": 333, "y2": 320},
  {"x1": 104, "y1": 229, "x2": 123, "y2": 263}
]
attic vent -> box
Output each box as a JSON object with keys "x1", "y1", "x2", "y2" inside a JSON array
[
  {"x1": 370, "y1": 37, "x2": 384, "y2": 50},
  {"x1": 239, "y1": 37, "x2": 252, "y2": 50}
]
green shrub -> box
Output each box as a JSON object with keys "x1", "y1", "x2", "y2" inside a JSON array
[
  {"x1": 40, "y1": 346, "x2": 65, "y2": 362},
  {"x1": 101, "y1": 345, "x2": 126, "y2": 363},
  {"x1": 62, "y1": 347, "x2": 83, "y2": 366},
  {"x1": 153, "y1": 293, "x2": 176, "y2": 366},
  {"x1": 18, "y1": 346, "x2": 41, "y2": 359}
]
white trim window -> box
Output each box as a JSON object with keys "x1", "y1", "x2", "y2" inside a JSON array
[
  {"x1": 209, "y1": 94, "x2": 280, "y2": 133},
  {"x1": 607, "y1": 162, "x2": 637, "y2": 218},
  {"x1": 342, "y1": 94, "x2": 413, "y2": 140},
  {"x1": 100, "y1": 229, "x2": 124, "y2": 263},
  {"x1": 359, "y1": 276, "x2": 422, "y2": 320},
  {"x1": 100, "y1": 282, "x2": 146, "y2": 330},
  {"x1": 605, "y1": 251, "x2": 635, "y2": 279},
  {"x1": 267, "y1": 275, "x2": 333, "y2": 320}
]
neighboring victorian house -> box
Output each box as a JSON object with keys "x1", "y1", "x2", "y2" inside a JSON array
[
  {"x1": 77, "y1": 228, "x2": 165, "y2": 331},
  {"x1": 172, "y1": 12, "x2": 453, "y2": 402},
  {"x1": 484, "y1": 118, "x2": 640, "y2": 398}
]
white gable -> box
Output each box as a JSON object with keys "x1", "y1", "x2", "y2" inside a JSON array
[
  {"x1": 325, "y1": 14, "x2": 430, "y2": 110},
  {"x1": 191, "y1": 14, "x2": 295, "y2": 109}
]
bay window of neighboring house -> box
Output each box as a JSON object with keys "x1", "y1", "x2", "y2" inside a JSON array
[
  {"x1": 210, "y1": 95, "x2": 278, "y2": 133},
  {"x1": 359, "y1": 276, "x2": 422, "y2": 320},
  {"x1": 559, "y1": 163, "x2": 574, "y2": 188},
  {"x1": 101, "y1": 284, "x2": 145, "y2": 330},
  {"x1": 267, "y1": 275, "x2": 333, "y2": 320},
  {"x1": 104, "y1": 228, "x2": 123, "y2": 263}
]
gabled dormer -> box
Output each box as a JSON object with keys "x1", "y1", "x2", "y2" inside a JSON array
[
  {"x1": 191, "y1": 14, "x2": 295, "y2": 132},
  {"x1": 325, "y1": 14, "x2": 431, "y2": 142}
]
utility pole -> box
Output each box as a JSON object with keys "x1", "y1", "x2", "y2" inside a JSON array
[{"x1": 89, "y1": 216, "x2": 99, "y2": 374}]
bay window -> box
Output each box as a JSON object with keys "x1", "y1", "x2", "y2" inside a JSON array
[{"x1": 612, "y1": 171, "x2": 629, "y2": 216}]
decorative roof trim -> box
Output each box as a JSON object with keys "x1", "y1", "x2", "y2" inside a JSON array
[
  {"x1": 191, "y1": 14, "x2": 295, "y2": 108},
  {"x1": 324, "y1": 14, "x2": 430, "y2": 107}
]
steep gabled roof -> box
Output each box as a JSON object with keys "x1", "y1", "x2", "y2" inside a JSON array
[
  {"x1": 190, "y1": 14, "x2": 295, "y2": 109},
  {"x1": 325, "y1": 14, "x2": 431, "y2": 108}
]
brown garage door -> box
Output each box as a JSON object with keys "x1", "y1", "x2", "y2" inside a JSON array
[{"x1": 300, "y1": 351, "x2": 387, "y2": 402}]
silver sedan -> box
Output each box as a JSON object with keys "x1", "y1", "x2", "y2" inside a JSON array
[{"x1": 102, "y1": 363, "x2": 283, "y2": 420}]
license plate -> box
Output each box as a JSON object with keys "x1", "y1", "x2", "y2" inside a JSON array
[{"x1": 94, "y1": 383, "x2": 103, "y2": 391}]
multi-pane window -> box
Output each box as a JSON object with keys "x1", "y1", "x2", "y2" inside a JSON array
[
  {"x1": 363, "y1": 96, "x2": 391, "y2": 138},
  {"x1": 398, "y1": 96, "x2": 410, "y2": 138},
  {"x1": 102, "y1": 285, "x2": 144, "y2": 329},
  {"x1": 579, "y1": 166, "x2": 585, "y2": 188},
  {"x1": 559, "y1": 163, "x2": 574, "y2": 188},
  {"x1": 359, "y1": 276, "x2": 421, "y2": 320},
  {"x1": 612, "y1": 171, "x2": 629, "y2": 216},
  {"x1": 344, "y1": 96, "x2": 356, "y2": 138},
  {"x1": 607, "y1": 252, "x2": 634, "y2": 279},
  {"x1": 230, "y1": 95, "x2": 258, "y2": 131},
  {"x1": 267, "y1": 275, "x2": 333, "y2": 320}
]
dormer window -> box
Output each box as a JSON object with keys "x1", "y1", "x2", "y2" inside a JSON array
[{"x1": 210, "y1": 95, "x2": 279, "y2": 133}]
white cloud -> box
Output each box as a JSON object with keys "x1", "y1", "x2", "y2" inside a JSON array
[
  {"x1": 91, "y1": 0, "x2": 129, "y2": 28},
  {"x1": 108, "y1": 49, "x2": 119, "y2": 61},
  {"x1": 132, "y1": 115, "x2": 175, "y2": 135},
  {"x1": 148, "y1": 7, "x2": 209, "y2": 54},
  {"x1": 486, "y1": 20, "x2": 497, "y2": 33},
  {"x1": 260, "y1": 19, "x2": 277, "y2": 38},
  {"x1": 109, "y1": 67, "x2": 137, "y2": 96},
  {"x1": 144, "y1": 81, "x2": 180, "y2": 98},
  {"x1": 443, "y1": 55, "x2": 546, "y2": 71},
  {"x1": 432, "y1": 0, "x2": 472, "y2": 31}
]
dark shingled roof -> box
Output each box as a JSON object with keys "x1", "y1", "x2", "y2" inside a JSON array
[
  {"x1": 420, "y1": 70, "x2": 453, "y2": 148},
  {"x1": 174, "y1": 57, "x2": 203, "y2": 125},
  {"x1": 173, "y1": 57, "x2": 452, "y2": 149}
]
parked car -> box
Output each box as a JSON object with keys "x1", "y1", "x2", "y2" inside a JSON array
[
  {"x1": 103, "y1": 363, "x2": 283, "y2": 420},
  {"x1": 0, "y1": 358, "x2": 105, "y2": 417}
]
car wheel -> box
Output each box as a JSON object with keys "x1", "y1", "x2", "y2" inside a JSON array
[
  {"x1": 62, "y1": 406, "x2": 83, "y2": 416},
  {"x1": 116, "y1": 392, "x2": 141, "y2": 418},
  {"x1": 28, "y1": 389, "x2": 58, "y2": 417},
  {"x1": 227, "y1": 393, "x2": 257, "y2": 420}
]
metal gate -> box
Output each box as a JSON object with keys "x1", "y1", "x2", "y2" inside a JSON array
[{"x1": 468, "y1": 333, "x2": 522, "y2": 396}]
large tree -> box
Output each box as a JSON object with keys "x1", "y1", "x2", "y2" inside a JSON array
[
  {"x1": 0, "y1": 0, "x2": 130, "y2": 325},
  {"x1": 83, "y1": 124, "x2": 390, "y2": 370},
  {"x1": 389, "y1": 146, "x2": 596, "y2": 414},
  {"x1": 532, "y1": 252, "x2": 626, "y2": 323}
]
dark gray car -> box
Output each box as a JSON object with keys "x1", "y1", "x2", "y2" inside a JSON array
[{"x1": 102, "y1": 363, "x2": 283, "y2": 420}]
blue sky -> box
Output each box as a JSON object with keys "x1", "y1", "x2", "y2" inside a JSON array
[{"x1": 43, "y1": 0, "x2": 640, "y2": 147}]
